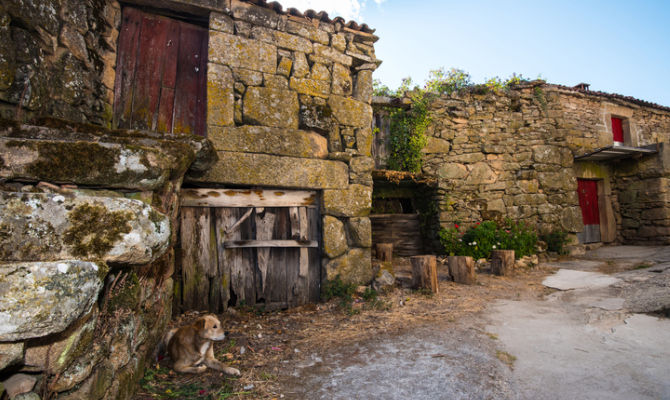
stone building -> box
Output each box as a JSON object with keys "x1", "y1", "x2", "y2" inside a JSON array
[
  {"x1": 0, "y1": 0, "x2": 378, "y2": 398},
  {"x1": 372, "y1": 81, "x2": 670, "y2": 251}
]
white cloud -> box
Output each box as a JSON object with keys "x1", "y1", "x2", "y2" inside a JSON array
[{"x1": 276, "y1": 0, "x2": 382, "y2": 21}]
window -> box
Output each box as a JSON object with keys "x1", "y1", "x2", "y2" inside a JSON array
[{"x1": 611, "y1": 116, "x2": 624, "y2": 145}]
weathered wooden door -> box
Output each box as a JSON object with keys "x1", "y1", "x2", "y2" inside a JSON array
[
  {"x1": 176, "y1": 189, "x2": 320, "y2": 313},
  {"x1": 577, "y1": 179, "x2": 601, "y2": 243},
  {"x1": 114, "y1": 7, "x2": 207, "y2": 136}
]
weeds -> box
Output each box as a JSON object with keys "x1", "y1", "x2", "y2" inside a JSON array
[
  {"x1": 496, "y1": 350, "x2": 517, "y2": 367},
  {"x1": 139, "y1": 366, "x2": 238, "y2": 399}
]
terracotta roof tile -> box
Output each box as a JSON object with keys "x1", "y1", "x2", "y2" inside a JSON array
[
  {"x1": 548, "y1": 83, "x2": 670, "y2": 113},
  {"x1": 243, "y1": 0, "x2": 376, "y2": 34}
]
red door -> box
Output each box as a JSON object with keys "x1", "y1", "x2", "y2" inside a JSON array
[
  {"x1": 612, "y1": 117, "x2": 624, "y2": 144},
  {"x1": 114, "y1": 7, "x2": 208, "y2": 136},
  {"x1": 577, "y1": 179, "x2": 601, "y2": 243}
]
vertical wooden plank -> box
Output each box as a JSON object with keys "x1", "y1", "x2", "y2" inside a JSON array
[
  {"x1": 156, "y1": 19, "x2": 180, "y2": 133},
  {"x1": 130, "y1": 14, "x2": 169, "y2": 130},
  {"x1": 239, "y1": 212, "x2": 256, "y2": 305},
  {"x1": 307, "y1": 206, "x2": 321, "y2": 302},
  {"x1": 267, "y1": 208, "x2": 288, "y2": 304},
  {"x1": 215, "y1": 208, "x2": 235, "y2": 311},
  {"x1": 113, "y1": 7, "x2": 143, "y2": 129},
  {"x1": 298, "y1": 207, "x2": 309, "y2": 278},
  {"x1": 173, "y1": 23, "x2": 207, "y2": 135},
  {"x1": 255, "y1": 208, "x2": 276, "y2": 299},
  {"x1": 179, "y1": 207, "x2": 209, "y2": 311}
]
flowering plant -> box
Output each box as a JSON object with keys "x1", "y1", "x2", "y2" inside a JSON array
[{"x1": 439, "y1": 219, "x2": 537, "y2": 260}]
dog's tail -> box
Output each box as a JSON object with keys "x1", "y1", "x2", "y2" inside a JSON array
[{"x1": 155, "y1": 328, "x2": 178, "y2": 361}]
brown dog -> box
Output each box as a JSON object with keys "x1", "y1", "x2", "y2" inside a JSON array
[{"x1": 164, "y1": 314, "x2": 240, "y2": 375}]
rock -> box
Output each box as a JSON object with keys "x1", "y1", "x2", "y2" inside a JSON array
[
  {"x1": 323, "y1": 185, "x2": 372, "y2": 217},
  {"x1": 209, "y1": 31, "x2": 276, "y2": 73},
  {"x1": 313, "y1": 43, "x2": 352, "y2": 66},
  {"x1": 560, "y1": 207, "x2": 584, "y2": 233},
  {"x1": 0, "y1": 122, "x2": 208, "y2": 191},
  {"x1": 24, "y1": 310, "x2": 96, "y2": 374},
  {"x1": 323, "y1": 216, "x2": 347, "y2": 258},
  {"x1": 292, "y1": 51, "x2": 310, "y2": 78},
  {"x1": 59, "y1": 25, "x2": 88, "y2": 63},
  {"x1": 331, "y1": 63, "x2": 352, "y2": 96},
  {"x1": 1, "y1": 374, "x2": 37, "y2": 398},
  {"x1": 243, "y1": 86, "x2": 299, "y2": 128},
  {"x1": 289, "y1": 77, "x2": 331, "y2": 98},
  {"x1": 372, "y1": 269, "x2": 395, "y2": 292},
  {"x1": 285, "y1": 20, "x2": 330, "y2": 45},
  {"x1": 325, "y1": 248, "x2": 373, "y2": 285},
  {"x1": 438, "y1": 163, "x2": 468, "y2": 179},
  {"x1": 353, "y1": 70, "x2": 373, "y2": 103},
  {"x1": 250, "y1": 26, "x2": 312, "y2": 53},
  {"x1": 194, "y1": 152, "x2": 349, "y2": 189},
  {"x1": 0, "y1": 342, "x2": 24, "y2": 371},
  {"x1": 0, "y1": 261, "x2": 104, "y2": 341},
  {"x1": 327, "y1": 95, "x2": 372, "y2": 128},
  {"x1": 209, "y1": 12, "x2": 234, "y2": 33},
  {"x1": 208, "y1": 126, "x2": 328, "y2": 159},
  {"x1": 299, "y1": 101, "x2": 333, "y2": 132},
  {"x1": 466, "y1": 162, "x2": 497, "y2": 185},
  {"x1": 0, "y1": 192, "x2": 170, "y2": 264},
  {"x1": 207, "y1": 63, "x2": 234, "y2": 127},
  {"x1": 347, "y1": 217, "x2": 372, "y2": 248},
  {"x1": 14, "y1": 392, "x2": 41, "y2": 400},
  {"x1": 422, "y1": 137, "x2": 451, "y2": 153}
]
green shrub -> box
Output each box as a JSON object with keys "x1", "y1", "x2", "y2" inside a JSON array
[
  {"x1": 321, "y1": 275, "x2": 356, "y2": 302},
  {"x1": 439, "y1": 220, "x2": 538, "y2": 260},
  {"x1": 540, "y1": 230, "x2": 570, "y2": 255}
]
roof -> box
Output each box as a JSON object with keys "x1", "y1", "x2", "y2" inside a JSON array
[
  {"x1": 243, "y1": 0, "x2": 376, "y2": 34},
  {"x1": 548, "y1": 83, "x2": 670, "y2": 113},
  {"x1": 574, "y1": 144, "x2": 658, "y2": 162}
]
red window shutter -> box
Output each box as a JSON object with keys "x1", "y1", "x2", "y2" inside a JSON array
[{"x1": 611, "y1": 117, "x2": 624, "y2": 143}]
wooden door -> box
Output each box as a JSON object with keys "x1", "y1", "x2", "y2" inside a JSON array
[
  {"x1": 577, "y1": 179, "x2": 601, "y2": 243},
  {"x1": 114, "y1": 7, "x2": 207, "y2": 136},
  {"x1": 176, "y1": 189, "x2": 320, "y2": 313},
  {"x1": 611, "y1": 117, "x2": 624, "y2": 144}
]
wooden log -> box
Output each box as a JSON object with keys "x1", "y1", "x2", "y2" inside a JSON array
[
  {"x1": 491, "y1": 250, "x2": 515, "y2": 276},
  {"x1": 411, "y1": 255, "x2": 438, "y2": 293},
  {"x1": 448, "y1": 256, "x2": 476, "y2": 285},
  {"x1": 375, "y1": 243, "x2": 393, "y2": 262}
]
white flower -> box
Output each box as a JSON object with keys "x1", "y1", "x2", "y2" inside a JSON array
[
  {"x1": 473, "y1": 241, "x2": 477, "y2": 245},
  {"x1": 492, "y1": 245, "x2": 497, "y2": 249}
]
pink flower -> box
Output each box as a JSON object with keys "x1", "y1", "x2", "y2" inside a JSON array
[
  {"x1": 454, "y1": 224, "x2": 459, "y2": 229},
  {"x1": 199, "y1": 390, "x2": 207, "y2": 396}
]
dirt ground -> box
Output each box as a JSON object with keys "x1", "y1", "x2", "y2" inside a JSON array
[{"x1": 134, "y1": 258, "x2": 555, "y2": 400}]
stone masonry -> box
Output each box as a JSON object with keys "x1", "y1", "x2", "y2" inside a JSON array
[{"x1": 380, "y1": 81, "x2": 670, "y2": 246}]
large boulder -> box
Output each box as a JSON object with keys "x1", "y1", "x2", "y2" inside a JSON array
[
  {"x1": 325, "y1": 248, "x2": 373, "y2": 285},
  {"x1": 0, "y1": 260, "x2": 104, "y2": 341},
  {"x1": 0, "y1": 120, "x2": 217, "y2": 190},
  {"x1": 322, "y1": 216, "x2": 348, "y2": 258},
  {"x1": 0, "y1": 192, "x2": 170, "y2": 264},
  {"x1": 323, "y1": 185, "x2": 372, "y2": 217}
]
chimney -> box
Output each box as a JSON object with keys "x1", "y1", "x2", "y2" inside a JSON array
[{"x1": 573, "y1": 83, "x2": 590, "y2": 91}]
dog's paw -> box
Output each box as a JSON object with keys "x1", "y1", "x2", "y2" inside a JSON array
[
  {"x1": 196, "y1": 365, "x2": 208, "y2": 373},
  {"x1": 223, "y1": 367, "x2": 241, "y2": 376}
]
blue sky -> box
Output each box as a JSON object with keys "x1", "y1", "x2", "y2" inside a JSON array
[{"x1": 277, "y1": 0, "x2": 670, "y2": 107}]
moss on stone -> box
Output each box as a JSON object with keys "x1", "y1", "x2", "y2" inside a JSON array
[
  {"x1": 63, "y1": 203, "x2": 134, "y2": 258},
  {"x1": 107, "y1": 271, "x2": 141, "y2": 312}
]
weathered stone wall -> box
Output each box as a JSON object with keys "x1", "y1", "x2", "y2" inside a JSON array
[
  {"x1": 0, "y1": 0, "x2": 120, "y2": 125},
  {"x1": 411, "y1": 82, "x2": 670, "y2": 245},
  {"x1": 555, "y1": 89, "x2": 670, "y2": 244},
  {"x1": 187, "y1": 0, "x2": 379, "y2": 285},
  {"x1": 0, "y1": 120, "x2": 216, "y2": 399},
  {"x1": 421, "y1": 84, "x2": 583, "y2": 236}
]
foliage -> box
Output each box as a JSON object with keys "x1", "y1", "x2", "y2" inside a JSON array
[
  {"x1": 387, "y1": 93, "x2": 429, "y2": 172},
  {"x1": 362, "y1": 287, "x2": 378, "y2": 301},
  {"x1": 140, "y1": 365, "x2": 238, "y2": 399},
  {"x1": 321, "y1": 275, "x2": 357, "y2": 303},
  {"x1": 484, "y1": 73, "x2": 527, "y2": 91},
  {"x1": 438, "y1": 220, "x2": 538, "y2": 260},
  {"x1": 424, "y1": 67, "x2": 472, "y2": 94},
  {"x1": 540, "y1": 230, "x2": 570, "y2": 255}
]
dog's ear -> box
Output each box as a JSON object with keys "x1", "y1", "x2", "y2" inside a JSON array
[{"x1": 195, "y1": 318, "x2": 206, "y2": 330}]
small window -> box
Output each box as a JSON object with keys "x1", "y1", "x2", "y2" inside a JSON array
[{"x1": 611, "y1": 116, "x2": 624, "y2": 144}]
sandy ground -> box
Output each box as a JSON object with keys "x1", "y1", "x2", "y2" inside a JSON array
[{"x1": 135, "y1": 246, "x2": 670, "y2": 399}]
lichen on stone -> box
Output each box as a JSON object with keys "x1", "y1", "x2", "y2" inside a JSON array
[{"x1": 63, "y1": 202, "x2": 135, "y2": 258}]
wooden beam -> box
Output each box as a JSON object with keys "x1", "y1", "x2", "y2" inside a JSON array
[
  {"x1": 223, "y1": 240, "x2": 318, "y2": 248},
  {"x1": 181, "y1": 189, "x2": 318, "y2": 208}
]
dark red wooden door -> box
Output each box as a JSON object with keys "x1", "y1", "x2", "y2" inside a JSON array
[
  {"x1": 114, "y1": 7, "x2": 207, "y2": 136},
  {"x1": 578, "y1": 179, "x2": 600, "y2": 225},
  {"x1": 612, "y1": 117, "x2": 624, "y2": 143}
]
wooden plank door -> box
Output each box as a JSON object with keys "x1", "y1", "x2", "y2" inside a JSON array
[
  {"x1": 612, "y1": 117, "x2": 624, "y2": 144},
  {"x1": 176, "y1": 190, "x2": 320, "y2": 313},
  {"x1": 577, "y1": 179, "x2": 601, "y2": 243},
  {"x1": 114, "y1": 7, "x2": 207, "y2": 136}
]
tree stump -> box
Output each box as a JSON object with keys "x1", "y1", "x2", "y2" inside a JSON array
[
  {"x1": 491, "y1": 250, "x2": 515, "y2": 276},
  {"x1": 411, "y1": 255, "x2": 438, "y2": 293},
  {"x1": 448, "y1": 256, "x2": 475, "y2": 284},
  {"x1": 375, "y1": 243, "x2": 393, "y2": 262}
]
